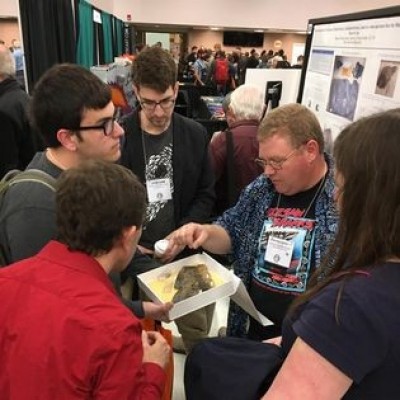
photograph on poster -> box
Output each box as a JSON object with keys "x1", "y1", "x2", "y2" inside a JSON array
[
  {"x1": 326, "y1": 56, "x2": 366, "y2": 121},
  {"x1": 375, "y1": 61, "x2": 399, "y2": 97}
]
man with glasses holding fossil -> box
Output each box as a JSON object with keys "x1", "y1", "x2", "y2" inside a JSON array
[
  {"x1": 169, "y1": 103, "x2": 338, "y2": 340},
  {"x1": 120, "y1": 47, "x2": 215, "y2": 353}
]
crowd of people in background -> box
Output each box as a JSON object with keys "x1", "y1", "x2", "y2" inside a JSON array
[{"x1": 178, "y1": 43, "x2": 304, "y2": 90}]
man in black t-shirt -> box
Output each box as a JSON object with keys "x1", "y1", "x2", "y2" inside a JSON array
[
  {"x1": 168, "y1": 103, "x2": 338, "y2": 339},
  {"x1": 121, "y1": 47, "x2": 215, "y2": 353}
]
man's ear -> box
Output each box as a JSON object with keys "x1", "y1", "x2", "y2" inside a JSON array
[
  {"x1": 56, "y1": 129, "x2": 79, "y2": 152},
  {"x1": 226, "y1": 107, "x2": 235, "y2": 119},
  {"x1": 304, "y1": 139, "x2": 319, "y2": 162},
  {"x1": 120, "y1": 225, "x2": 140, "y2": 251},
  {"x1": 174, "y1": 82, "x2": 179, "y2": 99}
]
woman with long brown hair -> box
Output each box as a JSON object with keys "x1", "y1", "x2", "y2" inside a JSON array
[{"x1": 263, "y1": 108, "x2": 400, "y2": 399}]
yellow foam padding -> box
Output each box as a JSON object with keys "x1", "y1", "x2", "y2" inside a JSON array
[{"x1": 147, "y1": 266, "x2": 225, "y2": 303}]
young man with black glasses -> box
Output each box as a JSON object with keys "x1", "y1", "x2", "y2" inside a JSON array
[
  {"x1": 121, "y1": 46, "x2": 215, "y2": 353},
  {"x1": 0, "y1": 63, "x2": 171, "y2": 321}
]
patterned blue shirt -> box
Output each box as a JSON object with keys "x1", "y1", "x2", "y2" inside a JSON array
[{"x1": 216, "y1": 154, "x2": 338, "y2": 337}]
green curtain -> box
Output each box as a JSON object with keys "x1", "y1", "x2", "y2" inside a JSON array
[
  {"x1": 101, "y1": 11, "x2": 113, "y2": 63},
  {"x1": 116, "y1": 19, "x2": 123, "y2": 55},
  {"x1": 111, "y1": 16, "x2": 118, "y2": 57},
  {"x1": 76, "y1": 0, "x2": 94, "y2": 68}
]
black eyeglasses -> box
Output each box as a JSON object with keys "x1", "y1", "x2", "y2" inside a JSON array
[
  {"x1": 75, "y1": 117, "x2": 116, "y2": 136},
  {"x1": 139, "y1": 96, "x2": 176, "y2": 111}
]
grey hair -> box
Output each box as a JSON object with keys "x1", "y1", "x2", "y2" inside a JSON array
[
  {"x1": 0, "y1": 44, "x2": 16, "y2": 78},
  {"x1": 229, "y1": 84, "x2": 264, "y2": 121},
  {"x1": 222, "y1": 91, "x2": 232, "y2": 113}
]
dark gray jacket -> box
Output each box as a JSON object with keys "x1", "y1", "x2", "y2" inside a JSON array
[
  {"x1": 0, "y1": 152, "x2": 58, "y2": 262},
  {"x1": 0, "y1": 78, "x2": 37, "y2": 178}
]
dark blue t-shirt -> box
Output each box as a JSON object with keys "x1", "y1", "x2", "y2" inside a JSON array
[{"x1": 282, "y1": 263, "x2": 400, "y2": 399}]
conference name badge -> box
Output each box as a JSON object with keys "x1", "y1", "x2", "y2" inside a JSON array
[
  {"x1": 146, "y1": 178, "x2": 172, "y2": 203},
  {"x1": 265, "y1": 236, "x2": 294, "y2": 268}
]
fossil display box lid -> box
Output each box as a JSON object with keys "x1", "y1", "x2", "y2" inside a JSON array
[{"x1": 137, "y1": 252, "x2": 273, "y2": 325}]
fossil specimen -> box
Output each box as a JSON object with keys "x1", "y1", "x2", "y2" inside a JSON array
[{"x1": 172, "y1": 264, "x2": 215, "y2": 303}]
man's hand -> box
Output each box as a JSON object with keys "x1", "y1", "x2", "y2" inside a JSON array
[
  {"x1": 142, "y1": 301, "x2": 173, "y2": 322},
  {"x1": 159, "y1": 245, "x2": 184, "y2": 263},
  {"x1": 157, "y1": 232, "x2": 186, "y2": 263},
  {"x1": 141, "y1": 330, "x2": 171, "y2": 370},
  {"x1": 137, "y1": 244, "x2": 154, "y2": 256},
  {"x1": 167, "y1": 223, "x2": 210, "y2": 250},
  {"x1": 263, "y1": 336, "x2": 282, "y2": 347}
]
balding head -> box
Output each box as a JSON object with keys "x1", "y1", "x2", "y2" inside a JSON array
[{"x1": 0, "y1": 44, "x2": 16, "y2": 80}]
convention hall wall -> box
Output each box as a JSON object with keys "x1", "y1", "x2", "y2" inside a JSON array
[
  {"x1": 110, "y1": 0, "x2": 400, "y2": 31},
  {"x1": 2, "y1": 0, "x2": 400, "y2": 28},
  {"x1": 0, "y1": 19, "x2": 20, "y2": 49}
]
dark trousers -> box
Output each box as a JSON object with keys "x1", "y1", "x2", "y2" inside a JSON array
[
  {"x1": 185, "y1": 337, "x2": 283, "y2": 400},
  {"x1": 247, "y1": 317, "x2": 282, "y2": 341}
]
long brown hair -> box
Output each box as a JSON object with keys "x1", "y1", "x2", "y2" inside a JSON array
[{"x1": 291, "y1": 108, "x2": 400, "y2": 315}]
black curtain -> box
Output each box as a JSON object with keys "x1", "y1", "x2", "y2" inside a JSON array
[
  {"x1": 112, "y1": 17, "x2": 118, "y2": 58},
  {"x1": 19, "y1": 0, "x2": 76, "y2": 92},
  {"x1": 97, "y1": 21, "x2": 105, "y2": 65}
]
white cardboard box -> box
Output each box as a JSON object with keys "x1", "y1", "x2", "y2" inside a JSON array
[{"x1": 137, "y1": 252, "x2": 273, "y2": 326}]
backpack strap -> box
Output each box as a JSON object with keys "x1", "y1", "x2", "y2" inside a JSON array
[
  {"x1": 7, "y1": 169, "x2": 57, "y2": 192},
  {"x1": 225, "y1": 129, "x2": 237, "y2": 207}
]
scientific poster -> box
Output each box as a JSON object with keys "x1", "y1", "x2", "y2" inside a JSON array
[{"x1": 301, "y1": 12, "x2": 400, "y2": 142}]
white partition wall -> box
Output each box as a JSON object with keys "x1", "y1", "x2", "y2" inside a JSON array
[{"x1": 245, "y1": 69, "x2": 302, "y2": 106}]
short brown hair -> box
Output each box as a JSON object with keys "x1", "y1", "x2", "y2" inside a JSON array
[
  {"x1": 132, "y1": 46, "x2": 177, "y2": 92},
  {"x1": 258, "y1": 103, "x2": 324, "y2": 153},
  {"x1": 56, "y1": 160, "x2": 146, "y2": 256}
]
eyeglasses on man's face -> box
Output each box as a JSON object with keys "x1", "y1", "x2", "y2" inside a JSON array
[
  {"x1": 254, "y1": 147, "x2": 299, "y2": 171},
  {"x1": 76, "y1": 117, "x2": 117, "y2": 137},
  {"x1": 139, "y1": 96, "x2": 176, "y2": 112}
]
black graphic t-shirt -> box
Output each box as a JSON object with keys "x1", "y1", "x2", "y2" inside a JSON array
[
  {"x1": 140, "y1": 125, "x2": 175, "y2": 248},
  {"x1": 250, "y1": 178, "x2": 324, "y2": 326}
]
